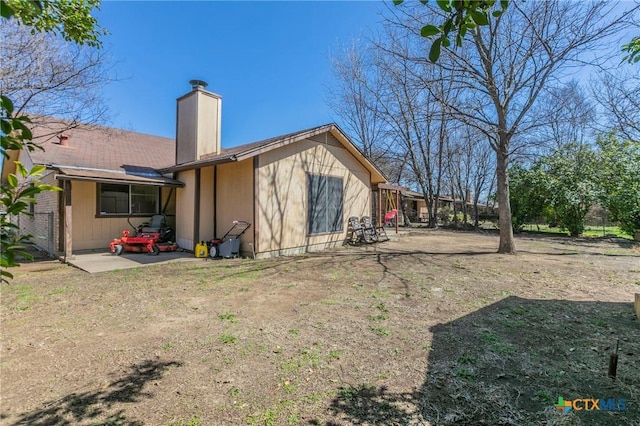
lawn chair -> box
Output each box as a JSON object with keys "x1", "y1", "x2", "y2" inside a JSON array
[
  {"x1": 347, "y1": 216, "x2": 373, "y2": 244},
  {"x1": 361, "y1": 216, "x2": 389, "y2": 242}
]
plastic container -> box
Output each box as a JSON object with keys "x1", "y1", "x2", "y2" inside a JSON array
[{"x1": 194, "y1": 241, "x2": 208, "y2": 258}]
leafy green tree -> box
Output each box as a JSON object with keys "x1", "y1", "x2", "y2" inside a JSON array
[
  {"x1": 393, "y1": 0, "x2": 508, "y2": 62},
  {"x1": 508, "y1": 165, "x2": 548, "y2": 233},
  {"x1": 1, "y1": 160, "x2": 61, "y2": 279},
  {"x1": 0, "y1": 0, "x2": 105, "y2": 47},
  {"x1": 394, "y1": 1, "x2": 638, "y2": 64},
  {"x1": 390, "y1": 0, "x2": 636, "y2": 254},
  {"x1": 622, "y1": 36, "x2": 639, "y2": 64},
  {"x1": 597, "y1": 135, "x2": 640, "y2": 237},
  {"x1": 1, "y1": 0, "x2": 104, "y2": 280},
  {"x1": 542, "y1": 143, "x2": 599, "y2": 237}
]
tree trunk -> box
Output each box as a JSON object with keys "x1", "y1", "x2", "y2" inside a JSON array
[
  {"x1": 496, "y1": 149, "x2": 516, "y2": 253},
  {"x1": 473, "y1": 198, "x2": 480, "y2": 229},
  {"x1": 428, "y1": 203, "x2": 437, "y2": 227}
]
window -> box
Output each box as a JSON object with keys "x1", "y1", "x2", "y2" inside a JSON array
[
  {"x1": 99, "y1": 183, "x2": 159, "y2": 215},
  {"x1": 308, "y1": 174, "x2": 343, "y2": 234}
]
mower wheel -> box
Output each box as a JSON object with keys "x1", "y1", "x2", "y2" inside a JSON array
[
  {"x1": 113, "y1": 244, "x2": 123, "y2": 256},
  {"x1": 148, "y1": 244, "x2": 160, "y2": 256},
  {"x1": 208, "y1": 245, "x2": 218, "y2": 258}
]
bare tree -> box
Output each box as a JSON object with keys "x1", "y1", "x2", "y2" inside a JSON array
[
  {"x1": 388, "y1": 0, "x2": 638, "y2": 253},
  {"x1": 328, "y1": 41, "x2": 388, "y2": 161},
  {"x1": 328, "y1": 36, "x2": 449, "y2": 226},
  {"x1": 593, "y1": 69, "x2": 640, "y2": 142},
  {"x1": 0, "y1": 20, "x2": 111, "y2": 140},
  {"x1": 536, "y1": 80, "x2": 597, "y2": 150},
  {"x1": 328, "y1": 41, "x2": 412, "y2": 187},
  {"x1": 444, "y1": 126, "x2": 495, "y2": 228},
  {"x1": 371, "y1": 30, "x2": 456, "y2": 228}
]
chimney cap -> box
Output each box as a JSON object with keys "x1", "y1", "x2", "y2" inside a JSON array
[{"x1": 189, "y1": 79, "x2": 208, "y2": 90}]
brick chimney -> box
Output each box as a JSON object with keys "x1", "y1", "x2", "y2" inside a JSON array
[
  {"x1": 175, "y1": 80, "x2": 222, "y2": 164},
  {"x1": 57, "y1": 133, "x2": 70, "y2": 147}
]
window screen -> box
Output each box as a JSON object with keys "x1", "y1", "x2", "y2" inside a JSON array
[
  {"x1": 308, "y1": 174, "x2": 343, "y2": 234},
  {"x1": 99, "y1": 183, "x2": 159, "y2": 215},
  {"x1": 100, "y1": 184, "x2": 129, "y2": 214}
]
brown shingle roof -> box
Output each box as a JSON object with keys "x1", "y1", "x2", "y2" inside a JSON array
[
  {"x1": 28, "y1": 121, "x2": 175, "y2": 171},
  {"x1": 26, "y1": 119, "x2": 387, "y2": 185}
]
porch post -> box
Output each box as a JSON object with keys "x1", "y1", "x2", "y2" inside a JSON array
[
  {"x1": 378, "y1": 187, "x2": 382, "y2": 228},
  {"x1": 395, "y1": 189, "x2": 399, "y2": 234},
  {"x1": 64, "y1": 180, "x2": 73, "y2": 261}
]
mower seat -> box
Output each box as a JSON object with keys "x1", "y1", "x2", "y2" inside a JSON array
[{"x1": 141, "y1": 214, "x2": 166, "y2": 233}]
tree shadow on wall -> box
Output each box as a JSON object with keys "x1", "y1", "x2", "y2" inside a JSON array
[
  {"x1": 327, "y1": 297, "x2": 639, "y2": 425},
  {"x1": 8, "y1": 359, "x2": 182, "y2": 426}
]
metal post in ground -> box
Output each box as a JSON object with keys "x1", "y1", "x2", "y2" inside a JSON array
[{"x1": 48, "y1": 211, "x2": 54, "y2": 257}]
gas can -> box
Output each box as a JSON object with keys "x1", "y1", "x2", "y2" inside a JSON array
[{"x1": 195, "y1": 241, "x2": 208, "y2": 258}]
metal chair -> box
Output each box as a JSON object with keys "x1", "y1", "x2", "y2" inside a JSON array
[
  {"x1": 348, "y1": 216, "x2": 373, "y2": 244},
  {"x1": 361, "y1": 216, "x2": 389, "y2": 242}
]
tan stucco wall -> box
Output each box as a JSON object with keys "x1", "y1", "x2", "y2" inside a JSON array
[
  {"x1": 176, "y1": 94, "x2": 197, "y2": 164},
  {"x1": 70, "y1": 181, "x2": 156, "y2": 251},
  {"x1": 199, "y1": 166, "x2": 215, "y2": 241},
  {"x1": 255, "y1": 138, "x2": 371, "y2": 257},
  {"x1": 196, "y1": 93, "x2": 221, "y2": 158},
  {"x1": 175, "y1": 169, "x2": 196, "y2": 249},
  {"x1": 216, "y1": 160, "x2": 254, "y2": 254},
  {"x1": 176, "y1": 90, "x2": 222, "y2": 164},
  {"x1": 174, "y1": 163, "x2": 252, "y2": 253}
]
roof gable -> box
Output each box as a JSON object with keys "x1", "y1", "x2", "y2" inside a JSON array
[
  {"x1": 164, "y1": 123, "x2": 387, "y2": 183},
  {"x1": 20, "y1": 119, "x2": 387, "y2": 185}
]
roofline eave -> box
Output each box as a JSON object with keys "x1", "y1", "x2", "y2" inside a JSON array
[{"x1": 55, "y1": 174, "x2": 184, "y2": 188}]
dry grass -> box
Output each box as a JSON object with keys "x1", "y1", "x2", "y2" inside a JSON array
[{"x1": 1, "y1": 230, "x2": 639, "y2": 425}]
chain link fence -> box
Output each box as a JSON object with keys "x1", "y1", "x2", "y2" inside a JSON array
[{"x1": 5, "y1": 212, "x2": 55, "y2": 258}]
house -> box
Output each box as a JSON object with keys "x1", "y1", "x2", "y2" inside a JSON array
[
  {"x1": 3, "y1": 81, "x2": 387, "y2": 259},
  {"x1": 374, "y1": 186, "x2": 497, "y2": 226}
]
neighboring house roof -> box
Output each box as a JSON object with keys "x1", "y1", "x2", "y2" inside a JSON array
[
  {"x1": 161, "y1": 123, "x2": 388, "y2": 184},
  {"x1": 24, "y1": 120, "x2": 182, "y2": 187},
  {"x1": 402, "y1": 191, "x2": 494, "y2": 208}
]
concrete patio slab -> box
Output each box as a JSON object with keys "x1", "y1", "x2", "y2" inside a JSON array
[{"x1": 67, "y1": 250, "x2": 203, "y2": 273}]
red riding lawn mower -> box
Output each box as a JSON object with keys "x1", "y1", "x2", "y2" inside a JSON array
[{"x1": 109, "y1": 215, "x2": 178, "y2": 256}]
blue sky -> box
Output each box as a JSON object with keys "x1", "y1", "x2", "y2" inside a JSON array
[{"x1": 96, "y1": 1, "x2": 387, "y2": 147}]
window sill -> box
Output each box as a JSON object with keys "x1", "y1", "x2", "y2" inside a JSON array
[
  {"x1": 95, "y1": 213, "x2": 158, "y2": 219},
  {"x1": 307, "y1": 230, "x2": 344, "y2": 237}
]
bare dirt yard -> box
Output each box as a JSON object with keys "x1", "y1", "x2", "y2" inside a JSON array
[{"x1": 1, "y1": 229, "x2": 639, "y2": 426}]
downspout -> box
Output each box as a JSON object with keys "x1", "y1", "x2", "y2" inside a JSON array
[
  {"x1": 252, "y1": 156, "x2": 259, "y2": 256},
  {"x1": 213, "y1": 165, "x2": 217, "y2": 238}
]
